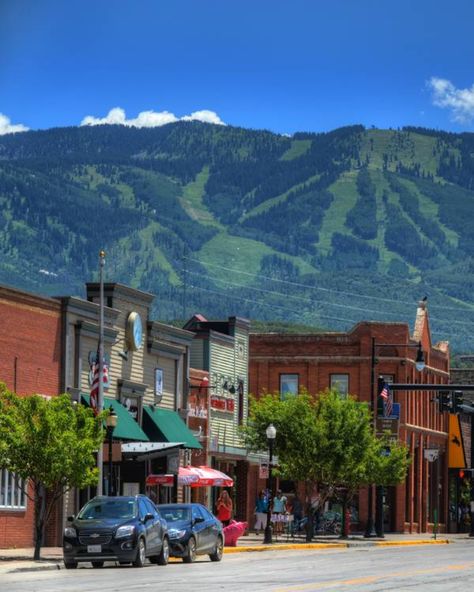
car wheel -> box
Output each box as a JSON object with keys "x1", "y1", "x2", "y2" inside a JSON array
[
  {"x1": 133, "y1": 538, "x2": 146, "y2": 568},
  {"x1": 183, "y1": 536, "x2": 196, "y2": 563},
  {"x1": 157, "y1": 536, "x2": 169, "y2": 566},
  {"x1": 91, "y1": 561, "x2": 104, "y2": 568},
  {"x1": 209, "y1": 535, "x2": 224, "y2": 562},
  {"x1": 64, "y1": 560, "x2": 78, "y2": 569}
]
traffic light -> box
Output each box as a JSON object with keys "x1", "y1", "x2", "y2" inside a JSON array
[
  {"x1": 438, "y1": 392, "x2": 451, "y2": 413},
  {"x1": 453, "y1": 391, "x2": 464, "y2": 413}
]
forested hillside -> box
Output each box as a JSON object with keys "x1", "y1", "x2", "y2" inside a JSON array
[{"x1": 1, "y1": 122, "x2": 474, "y2": 351}]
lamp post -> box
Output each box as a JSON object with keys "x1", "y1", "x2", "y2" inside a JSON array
[
  {"x1": 365, "y1": 338, "x2": 425, "y2": 538},
  {"x1": 264, "y1": 423, "x2": 277, "y2": 545},
  {"x1": 105, "y1": 406, "x2": 118, "y2": 496}
]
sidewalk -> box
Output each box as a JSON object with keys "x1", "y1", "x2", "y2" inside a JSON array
[{"x1": 0, "y1": 532, "x2": 470, "y2": 574}]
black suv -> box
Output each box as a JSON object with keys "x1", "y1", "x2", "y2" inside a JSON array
[{"x1": 63, "y1": 495, "x2": 169, "y2": 568}]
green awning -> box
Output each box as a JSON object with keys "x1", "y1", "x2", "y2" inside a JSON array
[
  {"x1": 81, "y1": 394, "x2": 149, "y2": 442},
  {"x1": 143, "y1": 406, "x2": 201, "y2": 450}
]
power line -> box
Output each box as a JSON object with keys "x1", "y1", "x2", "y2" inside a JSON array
[
  {"x1": 184, "y1": 256, "x2": 474, "y2": 314},
  {"x1": 185, "y1": 268, "x2": 474, "y2": 328}
]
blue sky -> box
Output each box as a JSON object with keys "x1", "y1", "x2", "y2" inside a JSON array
[{"x1": 1, "y1": 0, "x2": 474, "y2": 135}]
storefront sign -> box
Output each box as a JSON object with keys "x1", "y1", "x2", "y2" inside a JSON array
[
  {"x1": 146, "y1": 474, "x2": 174, "y2": 487},
  {"x1": 210, "y1": 395, "x2": 235, "y2": 413}
]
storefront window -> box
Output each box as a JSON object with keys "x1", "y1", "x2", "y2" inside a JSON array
[{"x1": 0, "y1": 469, "x2": 27, "y2": 510}]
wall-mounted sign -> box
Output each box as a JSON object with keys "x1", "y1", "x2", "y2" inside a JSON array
[
  {"x1": 210, "y1": 396, "x2": 235, "y2": 413},
  {"x1": 259, "y1": 462, "x2": 269, "y2": 479}
]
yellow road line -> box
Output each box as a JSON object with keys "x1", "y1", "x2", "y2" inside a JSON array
[{"x1": 275, "y1": 561, "x2": 474, "y2": 591}]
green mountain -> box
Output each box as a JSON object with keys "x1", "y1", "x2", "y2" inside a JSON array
[{"x1": 1, "y1": 122, "x2": 474, "y2": 350}]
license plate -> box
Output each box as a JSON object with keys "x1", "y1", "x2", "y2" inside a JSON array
[{"x1": 87, "y1": 545, "x2": 102, "y2": 553}]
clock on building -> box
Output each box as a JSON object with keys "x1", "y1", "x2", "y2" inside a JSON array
[{"x1": 126, "y1": 312, "x2": 143, "y2": 351}]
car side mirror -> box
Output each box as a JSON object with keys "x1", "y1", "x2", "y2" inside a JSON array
[
  {"x1": 144, "y1": 512, "x2": 154, "y2": 522},
  {"x1": 67, "y1": 515, "x2": 75, "y2": 522},
  {"x1": 193, "y1": 516, "x2": 205, "y2": 524}
]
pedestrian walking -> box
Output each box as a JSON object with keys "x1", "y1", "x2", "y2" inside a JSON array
[{"x1": 272, "y1": 489, "x2": 287, "y2": 534}]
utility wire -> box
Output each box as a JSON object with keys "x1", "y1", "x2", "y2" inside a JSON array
[
  {"x1": 184, "y1": 256, "x2": 474, "y2": 314},
  {"x1": 185, "y1": 267, "x2": 474, "y2": 328}
]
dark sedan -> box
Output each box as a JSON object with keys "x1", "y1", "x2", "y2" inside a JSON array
[
  {"x1": 63, "y1": 495, "x2": 169, "y2": 568},
  {"x1": 158, "y1": 503, "x2": 224, "y2": 563}
]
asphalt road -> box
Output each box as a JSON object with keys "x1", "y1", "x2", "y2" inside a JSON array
[{"x1": 3, "y1": 544, "x2": 474, "y2": 592}]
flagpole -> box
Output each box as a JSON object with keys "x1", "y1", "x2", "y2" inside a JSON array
[{"x1": 97, "y1": 249, "x2": 106, "y2": 496}]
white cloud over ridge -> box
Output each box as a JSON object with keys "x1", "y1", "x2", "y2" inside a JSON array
[
  {"x1": 428, "y1": 77, "x2": 474, "y2": 123},
  {"x1": 0, "y1": 113, "x2": 29, "y2": 135},
  {"x1": 80, "y1": 107, "x2": 225, "y2": 128}
]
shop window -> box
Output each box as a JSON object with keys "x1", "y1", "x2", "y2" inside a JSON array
[
  {"x1": 0, "y1": 469, "x2": 27, "y2": 510},
  {"x1": 330, "y1": 374, "x2": 349, "y2": 399},
  {"x1": 280, "y1": 374, "x2": 299, "y2": 400}
]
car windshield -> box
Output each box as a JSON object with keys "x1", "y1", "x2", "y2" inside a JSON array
[
  {"x1": 77, "y1": 499, "x2": 136, "y2": 520},
  {"x1": 162, "y1": 507, "x2": 191, "y2": 522}
]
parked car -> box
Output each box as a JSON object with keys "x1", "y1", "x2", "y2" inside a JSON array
[
  {"x1": 158, "y1": 503, "x2": 224, "y2": 563},
  {"x1": 63, "y1": 495, "x2": 169, "y2": 569}
]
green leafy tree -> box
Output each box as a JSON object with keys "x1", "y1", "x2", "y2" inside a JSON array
[
  {"x1": 241, "y1": 389, "x2": 410, "y2": 539},
  {"x1": 0, "y1": 384, "x2": 104, "y2": 559}
]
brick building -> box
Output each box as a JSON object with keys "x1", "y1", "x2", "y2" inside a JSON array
[
  {"x1": 0, "y1": 285, "x2": 62, "y2": 548},
  {"x1": 249, "y1": 300, "x2": 450, "y2": 534}
]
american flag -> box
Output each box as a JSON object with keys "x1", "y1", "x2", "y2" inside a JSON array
[
  {"x1": 90, "y1": 348, "x2": 108, "y2": 415},
  {"x1": 381, "y1": 383, "x2": 393, "y2": 417}
]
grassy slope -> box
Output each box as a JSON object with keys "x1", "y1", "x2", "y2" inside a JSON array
[
  {"x1": 197, "y1": 231, "x2": 317, "y2": 286},
  {"x1": 180, "y1": 166, "x2": 222, "y2": 228},
  {"x1": 280, "y1": 139, "x2": 312, "y2": 161},
  {"x1": 316, "y1": 171, "x2": 359, "y2": 255},
  {"x1": 241, "y1": 173, "x2": 321, "y2": 221}
]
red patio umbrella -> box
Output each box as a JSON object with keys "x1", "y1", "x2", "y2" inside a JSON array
[{"x1": 180, "y1": 466, "x2": 234, "y2": 488}]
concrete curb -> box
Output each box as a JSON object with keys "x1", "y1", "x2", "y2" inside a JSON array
[
  {"x1": 224, "y1": 539, "x2": 452, "y2": 553},
  {"x1": 4, "y1": 562, "x2": 61, "y2": 574}
]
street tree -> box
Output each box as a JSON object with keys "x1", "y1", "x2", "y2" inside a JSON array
[
  {"x1": 0, "y1": 384, "x2": 104, "y2": 559},
  {"x1": 241, "y1": 389, "x2": 409, "y2": 540}
]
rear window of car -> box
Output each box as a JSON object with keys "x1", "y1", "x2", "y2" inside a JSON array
[{"x1": 77, "y1": 499, "x2": 137, "y2": 520}]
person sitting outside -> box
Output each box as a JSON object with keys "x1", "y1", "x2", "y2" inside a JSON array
[{"x1": 254, "y1": 490, "x2": 268, "y2": 534}]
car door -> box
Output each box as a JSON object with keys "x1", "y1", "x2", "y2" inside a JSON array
[
  {"x1": 191, "y1": 504, "x2": 209, "y2": 552},
  {"x1": 145, "y1": 498, "x2": 164, "y2": 551},
  {"x1": 138, "y1": 498, "x2": 158, "y2": 554},
  {"x1": 200, "y1": 505, "x2": 221, "y2": 551}
]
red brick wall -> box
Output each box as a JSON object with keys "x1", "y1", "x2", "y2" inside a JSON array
[{"x1": 0, "y1": 286, "x2": 62, "y2": 549}]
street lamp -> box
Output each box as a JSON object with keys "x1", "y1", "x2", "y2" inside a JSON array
[
  {"x1": 365, "y1": 338, "x2": 425, "y2": 538},
  {"x1": 263, "y1": 423, "x2": 277, "y2": 545},
  {"x1": 105, "y1": 406, "x2": 118, "y2": 496}
]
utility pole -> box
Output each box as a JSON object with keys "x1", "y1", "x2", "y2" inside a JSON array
[{"x1": 96, "y1": 250, "x2": 105, "y2": 495}]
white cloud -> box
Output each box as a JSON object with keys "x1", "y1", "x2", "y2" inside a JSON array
[
  {"x1": 428, "y1": 77, "x2": 474, "y2": 123},
  {"x1": 81, "y1": 107, "x2": 225, "y2": 128},
  {"x1": 0, "y1": 113, "x2": 29, "y2": 135}
]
